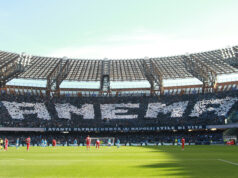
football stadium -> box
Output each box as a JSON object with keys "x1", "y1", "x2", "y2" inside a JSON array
[{"x1": 1, "y1": 1, "x2": 238, "y2": 178}]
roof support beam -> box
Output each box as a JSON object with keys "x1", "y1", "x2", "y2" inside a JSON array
[
  {"x1": 100, "y1": 59, "x2": 111, "y2": 95},
  {"x1": 46, "y1": 58, "x2": 70, "y2": 97},
  {"x1": 231, "y1": 46, "x2": 238, "y2": 68},
  {"x1": 0, "y1": 53, "x2": 31, "y2": 87},
  {"x1": 143, "y1": 58, "x2": 164, "y2": 95},
  {"x1": 183, "y1": 55, "x2": 217, "y2": 93}
]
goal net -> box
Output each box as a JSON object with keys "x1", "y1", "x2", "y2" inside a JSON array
[{"x1": 90, "y1": 137, "x2": 115, "y2": 146}]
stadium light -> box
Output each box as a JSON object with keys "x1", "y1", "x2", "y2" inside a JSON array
[{"x1": 210, "y1": 128, "x2": 217, "y2": 131}]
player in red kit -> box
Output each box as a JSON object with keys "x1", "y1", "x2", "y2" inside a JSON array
[
  {"x1": 86, "y1": 135, "x2": 91, "y2": 150},
  {"x1": 96, "y1": 139, "x2": 100, "y2": 149},
  {"x1": 52, "y1": 139, "x2": 56, "y2": 147},
  {"x1": 26, "y1": 137, "x2": 31, "y2": 151},
  {"x1": 4, "y1": 138, "x2": 8, "y2": 151},
  {"x1": 182, "y1": 138, "x2": 185, "y2": 150}
]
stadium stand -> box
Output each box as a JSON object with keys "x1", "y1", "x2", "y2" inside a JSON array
[
  {"x1": 0, "y1": 130, "x2": 223, "y2": 146},
  {"x1": 0, "y1": 91, "x2": 237, "y2": 128},
  {"x1": 0, "y1": 46, "x2": 238, "y2": 145}
]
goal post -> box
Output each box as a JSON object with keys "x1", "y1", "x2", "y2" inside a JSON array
[{"x1": 90, "y1": 137, "x2": 115, "y2": 146}]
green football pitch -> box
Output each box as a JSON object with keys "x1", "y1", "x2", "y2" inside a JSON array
[{"x1": 0, "y1": 145, "x2": 238, "y2": 178}]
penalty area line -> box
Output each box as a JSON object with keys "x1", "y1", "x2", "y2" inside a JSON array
[{"x1": 217, "y1": 159, "x2": 238, "y2": 166}]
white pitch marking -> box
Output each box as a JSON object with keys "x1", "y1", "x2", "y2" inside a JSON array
[{"x1": 217, "y1": 159, "x2": 238, "y2": 166}]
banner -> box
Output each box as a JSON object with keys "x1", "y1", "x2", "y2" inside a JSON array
[
  {"x1": 44, "y1": 125, "x2": 206, "y2": 132},
  {"x1": 0, "y1": 93, "x2": 237, "y2": 128},
  {"x1": 1, "y1": 97, "x2": 237, "y2": 120}
]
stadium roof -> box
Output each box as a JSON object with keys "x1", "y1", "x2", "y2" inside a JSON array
[{"x1": 2, "y1": 45, "x2": 238, "y2": 90}]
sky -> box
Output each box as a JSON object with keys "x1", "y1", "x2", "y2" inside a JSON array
[{"x1": 0, "y1": 0, "x2": 238, "y2": 59}]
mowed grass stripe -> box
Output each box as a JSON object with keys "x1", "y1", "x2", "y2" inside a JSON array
[{"x1": 0, "y1": 146, "x2": 238, "y2": 178}]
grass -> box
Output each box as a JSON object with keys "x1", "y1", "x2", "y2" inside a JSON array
[{"x1": 0, "y1": 145, "x2": 238, "y2": 178}]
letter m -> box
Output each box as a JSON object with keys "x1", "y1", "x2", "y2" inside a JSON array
[
  {"x1": 145, "y1": 101, "x2": 188, "y2": 118},
  {"x1": 55, "y1": 103, "x2": 94, "y2": 119}
]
